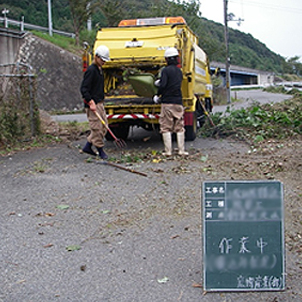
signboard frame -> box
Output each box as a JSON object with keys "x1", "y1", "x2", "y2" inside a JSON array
[{"x1": 202, "y1": 180, "x2": 285, "y2": 292}]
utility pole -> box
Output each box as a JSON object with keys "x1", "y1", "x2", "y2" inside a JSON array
[
  {"x1": 21, "y1": 16, "x2": 24, "y2": 31},
  {"x1": 224, "y1": 0, "x2": 231, "y2": 104},
  {"x1": 87, "y1": 2, "x2": 92, "y2": 31},
  {"x1": 2, "y1": 8, "x2": 9, "y2": 28},
  {"x1": 48, "y1": 0, "x2": 53, "y2": 36}
]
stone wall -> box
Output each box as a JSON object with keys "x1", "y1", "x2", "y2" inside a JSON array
[{"x1": 18, "y1": 33, "x2": 83, "y2": 112}]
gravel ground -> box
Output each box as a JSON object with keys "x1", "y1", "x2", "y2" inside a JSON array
[
  {"x1": 1, "y1": 129, "x2": 301, "y2": 302},
  {"x1": 1, "y1": 90, "x2": 301, "y2": 302}
]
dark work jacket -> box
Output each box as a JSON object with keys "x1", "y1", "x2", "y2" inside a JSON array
[
  {"x1": 157, "y1": 64, "x2": 183, "y2": 105},
  {"x1": 80, "y1": 63, "x2": 104, "y2": 108}
]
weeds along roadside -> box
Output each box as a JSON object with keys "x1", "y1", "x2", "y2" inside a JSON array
[
  {"x1": 1, "y1": 91, "x2": 301, "y2": 159},
  {"x1": 199, "y1": 92, "x2": 302, "y2": 145}
]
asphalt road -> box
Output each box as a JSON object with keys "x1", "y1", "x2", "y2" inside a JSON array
[
  {"x1": 1, "y1": 89, "x2": 296, "y2": 302},
  {"x1": 2, "y1": 132, "x2": 299, "y2": 301},
  {"x1": 212, "y1": 89, "x2": 292, "y2": 113}
]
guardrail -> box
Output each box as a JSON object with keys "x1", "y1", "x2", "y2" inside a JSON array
[
  {"x1": 0, "y1": 16, "x2": 75, "y2": 38},
  {"x1": 276, "y1": 82, "x2": 302, "y2": 91}
]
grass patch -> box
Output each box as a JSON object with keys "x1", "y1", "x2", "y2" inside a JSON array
[{"x1": 32, "y1": 31, "x2": 82, "y2": 55}]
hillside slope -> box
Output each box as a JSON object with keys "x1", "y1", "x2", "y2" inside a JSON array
[
  {"x1": 2, "y1": 0, "x2": 286, "y2": 74},
  {"x1": 196, "y1": 18, "x2": 285, "y2": 73}
]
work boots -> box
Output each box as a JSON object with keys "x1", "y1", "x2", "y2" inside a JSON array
[
  {"x1": 82, "y1": 142, "x2": 97, "y2": 156},
  {"x1": 82, "y1": 142, "x2": 108, "y2": 159},
  {"x1": 97, "y1": 147, "x2": 108, "y2": 160},
  {"x1": 177, "y1": 132, "x2": 188, "y2": 156},
  {"x1": 162, "y1": 132, "x2": 172, "y2": 156}
]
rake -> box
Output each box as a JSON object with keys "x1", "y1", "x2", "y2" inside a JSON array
[
  {"x1": 94, "y1": 111, "x2": 127, "y2": 149},
  {"x1": 199, "y1": 99, "x2": 216, "y2": 128}
]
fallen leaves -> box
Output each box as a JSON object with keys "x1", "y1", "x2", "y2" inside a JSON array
[
  {"x1": 38, "y1": 222, "x2": 54, "y2": 227},
  {"x1": 152, "y1": 158, "x2": 162, "y2": 163},
  {"x1": 56, "y1": 204, "x2": 70, "y2": 210},
  {"x1": 101, "y1": 210, "x2": 111, "y2": 214},
  {"x1": 171, "y1": 165, "x2": 191, "y2": 174},
  {"x1": 157, "y1": 276, "x2": 169, "y2": 283},
  {"x1": 152, "y1": 168, "x2": 164, "y2": 173},
  {"x1": 43, "y1": 243, "x2": 54, "y2": 248},
  {"x1": 35, "y1": 212, "x2": 55, "y2": 217},
  {"x1": 66, "y1": 245, "x2": 81, "y2": 252}
]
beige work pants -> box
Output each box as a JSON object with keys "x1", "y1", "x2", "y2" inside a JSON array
[
  {"x1": 159, "y1": 103, "x2": 185, "y2": 133},
  {"x1": 85, "y1": 102, "x2": 107, "y2": 148}
]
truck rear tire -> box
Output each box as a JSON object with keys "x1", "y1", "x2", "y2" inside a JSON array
[
  {"x1": 185, "y1": 112, "x2": 197, "y2": 141},
  {"x1": 185, "y1": 98, "x2": 206, "y2": 141}
]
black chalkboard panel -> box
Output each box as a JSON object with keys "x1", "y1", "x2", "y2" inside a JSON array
[{"x1": 202, "y1": 181, "x2": 285, "y2": 291}]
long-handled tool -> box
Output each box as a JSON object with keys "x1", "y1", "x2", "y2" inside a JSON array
[
  {"x1": 100, "y1": 161, "x2": 147, "y2": 177},
  {"x1": 199, "y1": 99, "x2": 216, "y2": 128},
  {"x1": 94, "y1": 111, "x2": 127, "y2": 149}
]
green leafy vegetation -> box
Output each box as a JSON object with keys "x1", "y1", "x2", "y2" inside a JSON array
[
  {"x1": 264, "y1": 86, "x2": 302, "y2": 97},
  {"x1": 32, "y1": 31, "x2": 80, "y2": 54},
  {"x1": 0, "y1": 103, "x2": 25, "y2": 144},
  {"x1": 201, "y1": 96, "x2": 302, "y2": 143},
  {"x1": 0, "y1": 75, "x2": 40, "y2": 148}
]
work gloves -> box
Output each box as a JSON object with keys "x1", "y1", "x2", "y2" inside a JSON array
[
  {"x1": 153, "y1": 95, "x2": 160, "y2": 104},
  {"x1": 153, "y1": 79, "x2": 161, "y2": 103},
  {"x1": 154, "y1": 79, "x2": 161, "y2": 87}
]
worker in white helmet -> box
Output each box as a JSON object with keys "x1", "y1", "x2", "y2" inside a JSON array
[
  {"x1": 80, "y1": 45, "x2": 110, "y2": 159},
  {"x1": 153, "y1": 47, "x2": 188, "y2": 156}
]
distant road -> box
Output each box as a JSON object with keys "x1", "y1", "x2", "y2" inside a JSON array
[
  {"x1": 52, "y1": 113, "x2": 88, "y2": 123},
  {"x1": 213, "y1": 89, "x2": 292, "y2": 113},
  {"x1": 52, "y1": 90, "x2": 292, "y2": 123}
]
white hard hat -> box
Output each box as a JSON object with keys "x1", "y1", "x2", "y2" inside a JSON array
[
  {"x1": 95, "y1": 45, "x2": 110, "y2": 61},
  {"x1": 164, "y1": 47, "x2": 179, "y2": 58}
]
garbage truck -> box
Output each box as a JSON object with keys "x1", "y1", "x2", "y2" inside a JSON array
[{"x1": 82, "y1": 16, "x2": 213, "y2": 141}]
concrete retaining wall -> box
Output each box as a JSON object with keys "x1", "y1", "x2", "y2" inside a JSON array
[
  {"x1": 0, "y1": 28, "x2": 25, "y2": 65},
  {"x1": 0, "y1": 28, "x2": 83, "y2": 112}
]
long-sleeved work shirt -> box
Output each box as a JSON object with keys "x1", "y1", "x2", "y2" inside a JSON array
[
  {"x1": 80, "y1": 63, "x2": 104, "y2": 108},
  {"x1": 157, "y1": 64, "x2": 183, "y2": 105}
]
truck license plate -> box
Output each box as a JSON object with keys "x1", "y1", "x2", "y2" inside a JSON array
[{"x1": 125, "y1": 41, "x2": 144, "y2": 48}]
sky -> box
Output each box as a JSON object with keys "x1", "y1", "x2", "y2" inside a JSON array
[{"x1": 199, "y1": 0, "x2": 302, "y2": 61}]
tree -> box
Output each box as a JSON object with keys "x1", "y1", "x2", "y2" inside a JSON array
[
  {"x1": 68, "y1": 0, "x2": 96, "y2": 45},
  {"x1": 99, "y1": 0, "x2": 124, "y2": 26},
  {"x1": 283, "y1": 56, "x2": 302, "y2": 76}
]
